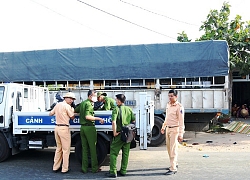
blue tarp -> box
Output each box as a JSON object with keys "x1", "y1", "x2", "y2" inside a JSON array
[{"x1": 0, "y1": 40, "x2": 229, "y2": 82}]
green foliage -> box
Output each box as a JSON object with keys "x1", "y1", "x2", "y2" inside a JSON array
[
  {"x1": 217, "y1": 113, "x2": 230, "y2": 122},
  {"x1": 47, "y1": 84, "x2": 61, "y2": 91},
  {"x1": 208, "y1": 124, "x2": 230, "y2": 133},
  {"x1": 177, "y1": 31, "x2": 191, "y2": 42},
  {"x1": 177, "y1": 1, "x2": 250, "y2": 75}
]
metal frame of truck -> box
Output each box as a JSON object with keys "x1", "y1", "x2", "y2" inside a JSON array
[{"x1": 42, "y1": 74, "x2": 229, "y2": 146}]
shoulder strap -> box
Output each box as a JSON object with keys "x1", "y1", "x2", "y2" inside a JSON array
[{"x1": 119, "y1": 106, "x2": 123, "y2": 127}]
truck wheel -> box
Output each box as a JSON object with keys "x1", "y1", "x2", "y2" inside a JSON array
[
  {"x1": 150, "y1": 116, "x2": 165, "y2": 146},
  {"x1": 75, "y1": 140, "x2": 82, "y2": 164},
  {"x1": 0, "y1": 133, "x2": 11, "y2": 162},
  {"x1": 75, "y1": 137, "x2": 108, "y2": 166},
  {"x1": 96, "y1": 137, "x2": 107, "y2": 165}
]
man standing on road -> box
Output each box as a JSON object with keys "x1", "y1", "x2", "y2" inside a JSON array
[
  {"x1": 161, "y1": 89, "x2": 185, "y2": 175},
  {"x1": 49, "y1": 92, "x2": 76, "y2": 174},
  {"x1": 97, "y1": 92, "x2": 116, "y2": 110},
  {"x1": 74, "y1": 90, "x2": 104, "y2": 173},
  {"x1": 105, "y1": 94, "x2": 135, "y2": 178}
]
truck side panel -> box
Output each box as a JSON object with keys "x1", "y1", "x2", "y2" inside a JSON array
[
  {"x1": 203, "y1": 91, "x2": 214, "y2": 108},
  {"x1": 50, "y1": 89, "x2": 229, "y2": 114},
  {"x1": 13, "y1": 111, "x2": 113, "y2": 134}
]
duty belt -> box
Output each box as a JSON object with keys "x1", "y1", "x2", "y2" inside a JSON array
[
  {"x1": 56, "y1": 124, "x2": 69, "y2": 127},
  {"x1": 167, "y1": 126, "x2": 179, "y2": 128},
  {"x1": 80, "y1": 124, "x2": 95, "y2": 126}
]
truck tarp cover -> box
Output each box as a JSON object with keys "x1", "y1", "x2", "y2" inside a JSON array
[{"x1": 0, "y1": 40, "x2": 228, "y2": 82}]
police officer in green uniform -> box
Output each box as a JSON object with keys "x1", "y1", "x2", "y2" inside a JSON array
[
  {"x1": 74, "y1": 90, "x2": 104, "y2": 173},
  {"x1": 97, "y1": 92, "x2": 116, "y2": 110},
  {"x1": 105, "y1": 94, "x2": 135, "y2": 178}
]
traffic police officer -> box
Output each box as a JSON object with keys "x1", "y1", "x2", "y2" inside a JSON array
[
  {"x1": 74, "y1": 90, "x2": 104, "y2": 173},
  {"x1": 106, "y1": 94, "x2": 135, "y2": 178},
  {"x1": 161, "y1": 89, "x2": 185, "y2": 175},
  {"x1": 49, "y1": 92, "x2": 75, "y2": 173},
  {"x1": 97, "y1": 92, "x2": 116, "y2": 110}
]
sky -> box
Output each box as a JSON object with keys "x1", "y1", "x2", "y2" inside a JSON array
[{"x1": 0, "y1": 0, "x2": 249, "y2": 52}]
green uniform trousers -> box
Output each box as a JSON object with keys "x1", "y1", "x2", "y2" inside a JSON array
[
  {"x1": 80, "y1": 126, "x2": 98, "y2": 173},
  {"x1": 109, "y1": 134, "x2": 131, "y2": 175}
]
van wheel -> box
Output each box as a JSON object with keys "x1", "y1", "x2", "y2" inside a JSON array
[
  {"x1": 0, "y1": 133, "x2": 11, "y2": 162},
  {"x1": 150, "y1": 116, "x2": 165, "y2": 146},
  {"x1": 75, "y1": 136, "x2": 108, "y2": 166}
]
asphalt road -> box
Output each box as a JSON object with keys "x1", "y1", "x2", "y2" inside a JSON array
[{"x1": 0, "y1": 146, "x2": 250, "y2": 180}]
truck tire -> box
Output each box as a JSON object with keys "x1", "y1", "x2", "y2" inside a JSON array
[
  {"x1": 75, "y1": 136, "x2": 108, "y2": 166},
  {"x1": 96, "y1": 137, "x2": 108, "y2": 165},
  {"x1": 150, "y1": 116, "x2": 165, "y2": 147},
  {"x1": 0, "y1": 133, "x2": 11, "y2": 162},
  {"x1": 74, "y1": 140, "x2": 82, "y2": 164}
]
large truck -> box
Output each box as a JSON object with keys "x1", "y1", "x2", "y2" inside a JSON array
[
  {"x1": 0, "y1": 83, "x2": 154, "y2": 163},
  {"x1": 0, "y1": 40, "x2": 230, "y2": 148}
]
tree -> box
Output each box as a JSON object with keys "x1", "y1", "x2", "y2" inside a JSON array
[
  {"x1": 198, "y1": 2, "x2": 250, "y2": 76},
  {"x1": 177, "y1": 31, "x2": 192, "y2": 42},
  {"x1": 177, "y1": 1, "x2": 250, "y2": 116},
  {"x1": 177, "y1": 2, "x2": 250, "y2": 75}
]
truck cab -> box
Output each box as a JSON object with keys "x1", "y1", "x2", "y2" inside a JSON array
[{"x1": 0, "y1": 83, "x2": 50, "y2": 161}]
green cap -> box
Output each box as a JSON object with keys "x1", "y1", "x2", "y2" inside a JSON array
[{"x1": 97, "y1": 92, "x2": 107, "y2": 97}]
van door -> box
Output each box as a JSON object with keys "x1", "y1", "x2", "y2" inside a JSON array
[{"x1": 0, "y1": 86, "x2": 6, "y2": 128}]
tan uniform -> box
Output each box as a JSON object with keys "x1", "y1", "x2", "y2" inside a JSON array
[
  {"x1": 50, "y1": 101, "x2": 74, "y2": 173},
  {"x1": 162, "y1": 101, "x2": 185, "y2": 171}
]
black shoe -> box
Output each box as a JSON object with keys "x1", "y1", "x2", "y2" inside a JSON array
[
  {"x1": 117, "y1": 171, "x2": 126, "y2": 176},
  {"x1": 62, "y1": 168, "x2": 71, "y2": 174},
  {"x1": 105, "y1": 172, "x2": 117, "y2": 178},
  {"x1": 52, "y1": 167, "x2": 62, "y2": 173},
  {"x1": 165, "y1": 170, "x2": 177, "y2": 175},
  {"x1": 166, "y1": 165, "x2": 178, "y2": 170}
]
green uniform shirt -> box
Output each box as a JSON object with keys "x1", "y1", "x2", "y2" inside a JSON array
[
  {"x1": 101, "y1": 96, "x2": 116, "y2": 110},
  {"x1": 112, "y1": 105, "x2": 135, "y2": 132},
  {"x1": 75, "y1": 99, "x2": 95, "y2": 126}
]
